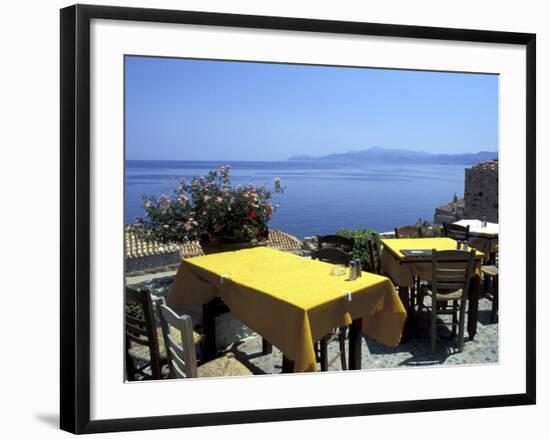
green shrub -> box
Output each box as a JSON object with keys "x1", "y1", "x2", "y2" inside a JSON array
[{"x1": 336, "y1": 228, "x2": 379, "y2": 271}]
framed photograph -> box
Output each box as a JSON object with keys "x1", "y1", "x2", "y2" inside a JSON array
[{"x1": 60, "y1": 4, "x2": 536, "y2": 434}]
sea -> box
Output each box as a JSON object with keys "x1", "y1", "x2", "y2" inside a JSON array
[{"x1": 125, "y1": 160, "x2": 465, "y2": 239}]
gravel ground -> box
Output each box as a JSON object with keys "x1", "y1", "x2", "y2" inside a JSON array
[{"x1": 131, "y1": 274, "x2": 498, "y2": 374}]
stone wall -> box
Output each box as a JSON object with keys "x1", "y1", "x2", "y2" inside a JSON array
[{"x1": 463, "y1": 160, "x2": 498, "y2": 222}]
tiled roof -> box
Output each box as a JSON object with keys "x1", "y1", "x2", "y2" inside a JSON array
[
  {"x1": 265, "y1": 229, "x2": 303, "y2": 251},
  {"x1": 125, "y1": 229, "x2": 181, "y2": 259},
  {"x1": 125, "y1": 228, "x2": 302, "y2": 259}
]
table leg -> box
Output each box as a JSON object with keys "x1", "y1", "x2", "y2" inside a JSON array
[
  {"x1": 282, "y1": 355, "x2": 294, "y2": 373},
  {"x1": 467, "y1": 275, "x2": 481, "y2": 340},
  {"x1": 262, "y1": 338, "x2": 273, "y2": 355},
  {"x1": 348, "y1": 318, "x2": 363, "y2": 370},
  {"x1": 410, "y1": 278, "x2": 417, "y2": 320},
  {"x1": 202, "y1": 300, "x2": 216, "y2": 361},
  {"x1": 319, "y1": 336, "x2": 328, "y2": 371}
]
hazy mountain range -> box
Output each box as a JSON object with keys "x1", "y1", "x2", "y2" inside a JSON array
[{"x1": 288, "y1": 147, "x2": 498, "y2": 165}]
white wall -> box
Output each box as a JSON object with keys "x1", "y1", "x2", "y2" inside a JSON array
[{"x1": 0, "y1": 0, "x2": 546, "y2": 437}]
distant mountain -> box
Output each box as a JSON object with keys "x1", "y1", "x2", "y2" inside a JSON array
[{"x1": 288, "y1": 147, "x2": 497, "y2": 165}]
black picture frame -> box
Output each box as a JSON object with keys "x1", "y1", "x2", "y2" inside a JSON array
[{"x1": 60, "y1": 4, "x2": 536, "y2": 434}]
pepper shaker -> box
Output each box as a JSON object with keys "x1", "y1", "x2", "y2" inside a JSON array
[
  {"x1": 348, "y1": 260, "x2": 357, "y2": 281},
  {"x1": 355, "y1": 259, "x2": 362, "y2": 278}
]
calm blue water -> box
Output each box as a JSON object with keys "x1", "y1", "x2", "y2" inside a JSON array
[{"x1": 125, "y1": 160, "x2": 465, "y2": 239}]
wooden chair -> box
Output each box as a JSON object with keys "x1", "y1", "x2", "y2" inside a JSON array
[
  {"x1": 423, "y1": 224, "x2": 444, "y2": 237},
  {"x1": 159, "y1": 303, "x2": 252, "y2": 378},
  {"x1": 311, "y1": 244, "x2": 353, "y2": 372},
  {"x1": 367, "y1": 236, "x2": 382, "y2": 275},
  {"x1": 125, "y1": 287, "x2": 162, "y2": 380},
  {"x1": 311, "y1": 247, "x2": 353, "y2": 266},
  {"x1": 394, "y1": 226, "x2": 423, "y2": 303},
  {"x1": 417, "y1": 249, "x2": 476, "y2": 353},
  {"x1": 394, "y1": 225, "x2": 423, "y2": 238},
  {"x1": 481, "y1": 262, "x2": 499, "y2": 323},
  {"x1": 317, "y1": 234, "x2": 354, "y2": 252},
  {"x1": 443, "y1": 222, "x2": 470, "y2": 242},
  {"x1": 126, "y1": 289, "x2": 203, "y2": 381}
]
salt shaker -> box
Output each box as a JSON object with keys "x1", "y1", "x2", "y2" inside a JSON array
[{"x1": 348, "y1": 260, "x2": 357, "y2": 281}]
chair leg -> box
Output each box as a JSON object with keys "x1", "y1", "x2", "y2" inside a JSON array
[
  {"x1": 125, "y1": 352, "x2": 136, "y2": 381},
  {"x1": 457, "y1": 297, "x2": 467, "y2": 353},
  {"x1": 282, "y1": 356, "x2": 294, "y2": 373},
  {"x1": 150, "y1": 354, "x2": 162, "y2": 380},
  {"x1": 452, "y1": 300, "x2": 458, "y2": 338},
  {"x1": 417, "y1": 286, "x2": 424, "y2": 313},
  {"x1": 415, "y1": 277, "x2": 421, "y2": 308},
  {"x1": 491, "y1": 275, "x2": 499, "y2": 323},
  {"x1": 339, "y1": 327, "x2": 347, "y2": 371},
  {"x1": 431, "y1": 298, "x2": 437, "y2": 354},
  {"x1": 262, "y1": 338, "x2": 273, "y2": 355},
  {"x1": 410, "y1": 277, "x2": 417, "y2": 315}
]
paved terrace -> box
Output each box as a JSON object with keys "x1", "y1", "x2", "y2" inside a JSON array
[{"x1": 128, "y1": 274, "x2": 498, "y2": 373}]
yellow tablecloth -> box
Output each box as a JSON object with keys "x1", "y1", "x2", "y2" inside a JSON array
[
  {"x1": 380, "y1": 238, "x2": 484, "y2": 287},
  {"x1": 168, "y1": 247, "x2": 406, "y2": 372}
]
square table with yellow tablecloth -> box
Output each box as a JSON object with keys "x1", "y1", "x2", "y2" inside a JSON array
[
  {"x1": 167, "y1": 246, "x2": 406, "y2": 373},
  {"x1": 380, "y1": 237, "x2": 485, "y2": 339}
]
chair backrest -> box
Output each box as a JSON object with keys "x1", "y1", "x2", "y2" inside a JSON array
[
  {"x1": 394, "y1": 225, "x2": 423, "y2": 238},
  {"x1": 158, "y1": 304, "x2": 198, "y2": 379},
  {"x1": 311, "y1": 247, "x2": 353, "y2": 265},
  {"x1": 316, "y1": 235, "x2": 354, "y2": 253},
  {"x1": 431, "y1": 249, "x2": 476, "y2": 298},
  {"x1": 125, "y1": 287, "x2": 162, "y2": 379},
  {"x1": 443, "y1": 222, "x2": 470, "y2": 242},
  {"x1": 367, "y1": 236, "x2": 382, "y2": 275}
]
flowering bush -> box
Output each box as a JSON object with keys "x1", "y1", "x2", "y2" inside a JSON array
[{"x1": 132, "y1": 166, "x2": 284, "y2": 244}]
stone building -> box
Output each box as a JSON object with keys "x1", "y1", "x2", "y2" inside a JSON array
[
  {"x1": 463, "y1": 160, "x2": 498, "y2": 223},
  {"x1": 433, "y1": 160, "x2": 498, "y2": 224}
]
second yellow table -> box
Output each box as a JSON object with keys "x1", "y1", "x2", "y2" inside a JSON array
[{"x1": 380, "y1": 237, "x2": 484, "y2": 339}]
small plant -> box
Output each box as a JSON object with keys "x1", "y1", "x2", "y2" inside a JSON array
[
  {"x1": 132, "y1": 166, "x2": 284, "y2": 245},
  {"x1": 337, "y1": 228, "x2": 379, "y2": 270}
]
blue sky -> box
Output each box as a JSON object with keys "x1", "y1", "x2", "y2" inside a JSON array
[{"x1": 125, "y1": 56, "x2": 498, "y2": 161}]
